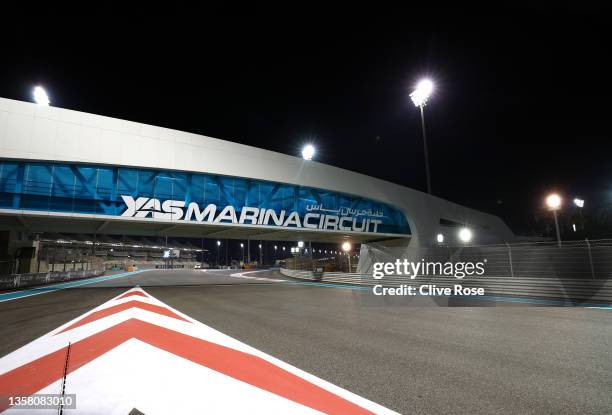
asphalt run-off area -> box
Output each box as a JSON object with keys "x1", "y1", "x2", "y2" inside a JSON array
[{"x1": 0, "y1": 268, "x2": 610, "y2": 414}]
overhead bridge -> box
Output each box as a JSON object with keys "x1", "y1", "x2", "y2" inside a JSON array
[
  {"x1": 0, "y1": 96, "x2": 514, "y2": 255},
  {"x1": 0, "y1": 159, "x2": 410, "y2": 244}
]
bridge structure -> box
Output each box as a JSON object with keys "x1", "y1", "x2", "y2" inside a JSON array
[{"x1": 0, "y1": 97, "x2": 514, "y2": 273}]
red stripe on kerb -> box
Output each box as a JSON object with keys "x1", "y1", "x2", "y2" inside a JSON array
[
  {"x1": 56, "y1": 300, "x2": 190, "y2": 334},
  {"x1": 117, "y1": 291, "x2": 148, "y2": 300},
  {"x1": 0, "y1": 319, "x2": 374, "y2": 415}
]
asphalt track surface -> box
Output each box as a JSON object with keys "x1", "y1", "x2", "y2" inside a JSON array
[{"x1": 1, "y1": 269, "x2": 611, "y2": 414}]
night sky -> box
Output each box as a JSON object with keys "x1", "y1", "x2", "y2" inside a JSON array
[{"x1": 1, "y1": 9, "x2": 610, "y2": 236}]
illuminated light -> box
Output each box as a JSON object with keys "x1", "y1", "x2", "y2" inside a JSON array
[
  {"x1": 572, "y1": 223, "x2": 577, "y2": 232},
  {"x1": 410, "y1": 79, "x2": 434, "y2": 107},
  {"x1": 573, "y1": 198, "x2": 584, "y2": 208},
  {"x1": 240, "y1": 243, "x2": 244, "y2": 248},
  {"x1": 301, "y1": 144, "x2": 315, "y2": 160},
  {"x1": 274, "y1": 245, "x2": 277, "y2": 250},
  {"x1": 342, "y1": 241, "x2": 352, "y2": 252},
  {"x1": 297, "y1": 241, "x2": 304, "y2": 248},
  {"x1": 33, "y1": 86, "x2": 50, "y2": 106},
  {"x1": 458, "y1": 228, "x2": 473, "y2": 243},
  {"x1": 546, "y1": 194, "x2": 562, "y2": 210},
  {"x1": 436, "y1": 233, "x2": 444, "y2": 244},
  {"x1": 217, "y1": 240, "x2": 221, "y2": 246}
]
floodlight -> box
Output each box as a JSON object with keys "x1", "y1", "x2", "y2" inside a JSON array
[
  {"x1": 410, "y1": 79, "x2": 434, "y2": 107},
  {"x1": 301, "y1": 144, "x2": 315, "y2": 160},
  {"x1": 546, "y1": 194, "x2": 562, "y2": 210},
  {"x1": 33, "y1": 86, "x2": 50, "y2": 106},
  {"x1": 458, "y1": 228, "x2": 473, "y2": 243}
]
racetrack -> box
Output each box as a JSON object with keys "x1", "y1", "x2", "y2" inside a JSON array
[{"x1": 1, "y1": 269, "x2": 610, "y2": 414}]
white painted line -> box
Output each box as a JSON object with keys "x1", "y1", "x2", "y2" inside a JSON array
[{"x1": 230, "y1": 270, "x2": 286, "y2": 282}]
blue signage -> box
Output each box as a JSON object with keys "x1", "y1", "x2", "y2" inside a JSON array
[{"x1": 0, "y1": 160, "x2": 410, "y2": 236}]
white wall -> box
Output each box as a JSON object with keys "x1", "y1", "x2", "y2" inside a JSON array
[{"x1": 0, "y1": 97, "x2": 515, "y2": 246}]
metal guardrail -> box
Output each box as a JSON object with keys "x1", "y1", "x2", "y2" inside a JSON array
[{"x1": 0, "y1": 269, "x2": 105, "y2": 290}]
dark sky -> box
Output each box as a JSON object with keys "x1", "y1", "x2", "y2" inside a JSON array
[{"x1": 1, "y1": 9, "x2": 610, "y2": 234}]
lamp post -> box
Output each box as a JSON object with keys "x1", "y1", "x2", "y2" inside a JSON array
[
  {"x1": 258, "y1": 243, "x2": 262, "y2": 265},
  {"x1": 274, "y1": 245, "x2": 277, "y2": 263},
  {"x1": 410, "y1": 79, "x2": 434, "y2": 194},
  {"x1": 240, "y1": 243, "x2": 245, "y2": 264},
  {"x1": 574, "y1": 198, "x2": 585, "y2": 231},
  {"x1": 546, "y1": 193, "x2": 562, "y2": 247},
  {"x1": 342, "y1": 242, "x2": 352, "y2": 273},
  {"x1": 216, "y1": 240, "x2": 221, "y2": 268}
]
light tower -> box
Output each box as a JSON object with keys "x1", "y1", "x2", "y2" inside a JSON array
[
  {"x1": 546, "y1": 193, "x2": 562, "y2": 247},
  {"x1": 410, "y1": 79, "x2": 435, "y2": 194}
]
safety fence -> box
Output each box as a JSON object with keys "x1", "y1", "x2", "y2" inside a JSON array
[
  {"x1": 356, "y1": 238, "x2": 612, "y2": 280},
  {"x1": 279, "y1": 268, "x2": 612, "y2": 304},
  {"x1": 281, "y1": 239, "x2": 612, "y2": 280},
  {"x1": 0, "y1": 269, "x2": 105, "y2": 290},
  {"x1": 280, "y1": 239, "x2": 612, "y2": 304},
  {"x1": 281, "y1": 254, "x2": 358, "y2": 274}
]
